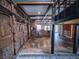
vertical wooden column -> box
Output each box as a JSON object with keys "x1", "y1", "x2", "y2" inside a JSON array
[
  {"x1": 12, "y1": 15, "x2": 16, "y2": 55},
  {"x1": 9, "y1": 15, "x2": 15, "y2": 56},
  {"x1": 10, "y1": 3, "x2": 15, "y2": 55},
  {"x1": 27, "y1": 19, "x2": 29, "y2": 40},
  {"x1": 29, "y1": 19, "x2": 32, "y2": 38},
  {"x1": 51, "y1": 24, "x2": 54, "y2": 54},
  {"x1": 73, "y1": 0, "x2": 79, "y2": 54},
  {"x1": 73, "y1": 24, "x2": 78, "y2": 53},
  {"x1": 27, "y1": 18, "x2": 30, "y2": 39},
  {"x1": 51, "y1": 0, "x2": 55, "y2": 54}
]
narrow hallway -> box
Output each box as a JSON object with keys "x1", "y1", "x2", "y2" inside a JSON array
[{"x1": 0, "y1": 0, "x2": 79, "y2": 59}]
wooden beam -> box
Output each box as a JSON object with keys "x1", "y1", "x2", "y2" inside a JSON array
[
  {"x1": 51, "y1": 0, "x2": 55, "y2": 54},
  {"x1": 51, "y1": 24, "x2": 54, "y2": 54},
  {"x1": 31, "y1": 19, "x2": 52, "y2": 20},
  {"x1": 29, "y1": 15, "x2": 52, "y2": 17},
  {"x1": 16, "y1": 2, "x2": 54, "y2": 5},
  {"x1": 44, "y1": 5, "x2": 51, "y2": 15}
]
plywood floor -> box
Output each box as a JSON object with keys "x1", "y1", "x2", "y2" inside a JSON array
[{"x1": 18, "y1": 37, "x2": 51, "y2": 55}]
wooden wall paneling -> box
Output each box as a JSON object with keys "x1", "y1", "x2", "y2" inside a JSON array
[
  {"x1": 22, "y1": 24, "x2": 24, "y2": 45},
  {"x1": 23, "y1": 24, "x2": 27, "y2": 42},
  {"x1": 0, "y1": 13, "x2": 14, "y2": 59},
  {"x1": 4, "y1": 15, "x2": 12, "y2": 36},
  {"x1": 20, "y1": 36, "x2": 23, "y2": 48},
  {"x1": 0, "y1": 0, "x2": 29, "y2": 58},
  {"x1": 22, "y1": 24, "x2": 25, "y2": 44},
  {"x1": 0, "y1": 14, "x2": 3, "y2": 37},
  {"x1": 11, "y1": 16, "x2": 28, "y2": 55},
  {"x1": 24, "y1": 24, "x2": 27, "y2": 41},
  {"x1": 0, "y1": 0, "x2": 11, "y2": 11},
  {"x1": 1, "y1": 36, "x2": 13, "y2": 59},
  {"x1": 11, "y1": 4, "x2": 18, "y2": 15},
  {"x1": 12, "y1": 16, "x2": 23, "y2": 55},
  {"x1": 16, "y1": 22, "x2": 20, "y2": 32},
  {"x1": 15, "y1": 37, "x2": 20, "y2": 54},
  {"x1": 25, "y1": 24, "x2": 28, "y2": 42},
  {"x1": 12, "y1": 15, "x2": 17, "y2": 55},
  {"x1": 9, "y1": 16, "x2": 15, "y2": 56},
  {"x1": 25, "y1": 24, "x2": 28, "y2": 41}
]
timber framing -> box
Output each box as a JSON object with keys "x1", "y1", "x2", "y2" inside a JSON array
[
  {"x1": 0, "y1": 3, "x2": 29, "y2": 23},
  {"x1": 0, "y1": 0, "x2": 31, "y2": 57},
  {"x1": 16, "y1": 2, "x2": 55, "y2": 5}
]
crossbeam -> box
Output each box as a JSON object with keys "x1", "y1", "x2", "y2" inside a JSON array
[{"x1": 16, "y1": 2, "x2": 54, "y2": 5}]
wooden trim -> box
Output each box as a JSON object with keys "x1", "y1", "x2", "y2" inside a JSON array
[{"x1": 16, "y1": 2, "x2": 54, "y2": 5}]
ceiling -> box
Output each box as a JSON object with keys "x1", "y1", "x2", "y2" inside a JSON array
[
  {"x1": 20, "y1": 4, "x2": 52, "y2": 20},
  {"x1": 15, "y1": 0, "x2": 76, "y2": 20},
  {"x1": 21, "y1": 5, "x2": 48, "y2": 15}
]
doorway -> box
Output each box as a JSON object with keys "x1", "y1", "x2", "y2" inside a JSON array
[{"x1": 54, "y1": 24, "x2": 73, "y2": 53}]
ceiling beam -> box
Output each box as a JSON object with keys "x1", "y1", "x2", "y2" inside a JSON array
[
  {"x1": 16, "y1": 2, "x2": 54, "y2": 5},
  {"x1": 44, "y1": 5, "x2": 51, "y2": 15},
  {"x1": 42, "y1": 5, "x2": 51, "y2": 20},
  {"x1": 31, "y1": 19, "x2": 52, "y2": 20},
  {"x1": 28, "y1": 15, "x2": 52, "y2": 17}
]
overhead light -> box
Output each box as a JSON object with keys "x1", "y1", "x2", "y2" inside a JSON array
[
  {"x1": 48, "y1": 17, "x2": 52, "y2": 19},
  {"x1": 37, "y1": 16, "x2": 40, "y2": 19},
  {"x1": 38, "y1": 12, "x2": 41, "y2": 14}
]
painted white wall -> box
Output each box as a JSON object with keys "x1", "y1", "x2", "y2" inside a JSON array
[{"x1": 55, "y1": 25, "x2": 63, "y2": 35}]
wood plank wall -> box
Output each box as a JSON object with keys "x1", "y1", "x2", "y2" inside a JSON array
[{"x1": 0, "y1": 0, "x2": 29, "y2": 59}]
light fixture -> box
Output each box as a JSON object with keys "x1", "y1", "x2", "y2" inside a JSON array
[
  {"x1": 38, "y1": 12, "x2": 41, "y2": 14},
  {"x1": 37, "y1": 16, "x2": 40, "y2": 19}
]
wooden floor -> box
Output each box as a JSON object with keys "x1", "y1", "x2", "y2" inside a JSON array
[
  {"x1": 16, "y1": 35, "x2": 79, "y2": 59},
  {"x1": 18, "y1": 37, "x2": 51, "y2": 54}
]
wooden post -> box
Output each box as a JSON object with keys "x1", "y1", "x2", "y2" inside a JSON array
[
  {"x1": 51, "y1": 0, "x2": 55, "y2": 54},
  {"x1": 51, "y1": 24, "x2": 54, "y2": 54},
  {"x1": 27, "y1": 21, "x2": 29, "y2": 40},
  {"x1": 73, "y1": 24, "x2": 78, "y2": 54},
  {"x1": 12, "y1": 15, "x2": 16, "y2": 55}
]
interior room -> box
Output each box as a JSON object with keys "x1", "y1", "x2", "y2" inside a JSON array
[{"x1": 0, "y1": 0, "x2": 79, "y2": 59}]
